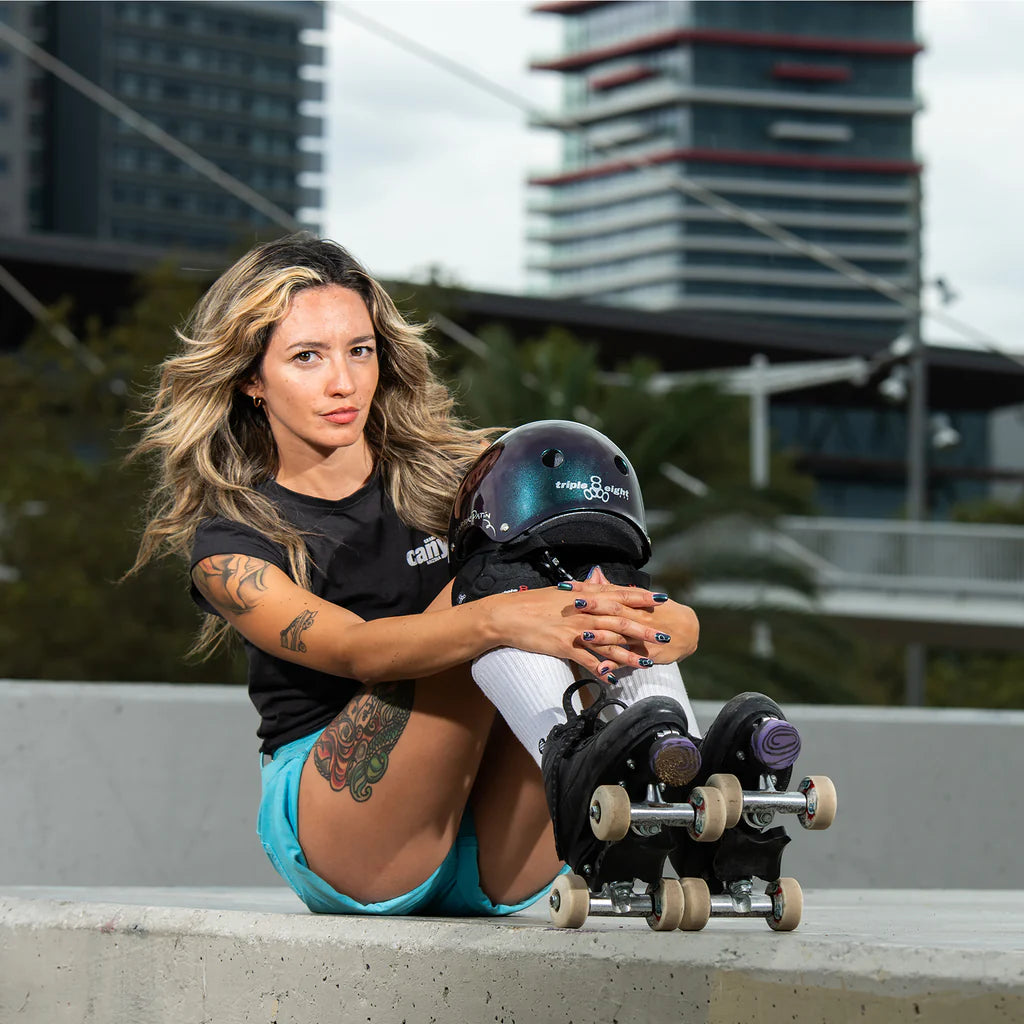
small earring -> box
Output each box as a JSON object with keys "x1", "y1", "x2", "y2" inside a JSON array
[{"x1": 253, "y1": 395, "x2": 264, "y2": 409}]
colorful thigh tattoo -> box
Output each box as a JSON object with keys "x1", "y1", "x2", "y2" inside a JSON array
[{"x1": 312, "y1": 682, "x2": 414, "y2": 802}]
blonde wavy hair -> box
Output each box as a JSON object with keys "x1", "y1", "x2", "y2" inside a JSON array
[{"x1": 130, "y1": 233, "x2": 494, "y2": 654}]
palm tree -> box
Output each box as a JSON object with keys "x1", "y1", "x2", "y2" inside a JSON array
[{"x1": 450, "y1": 325, "x2": 860, "y2": 705}]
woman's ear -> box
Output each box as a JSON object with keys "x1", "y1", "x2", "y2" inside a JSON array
[{"x1": 241, "y1": 378, "x2": 261, "y2": 400}]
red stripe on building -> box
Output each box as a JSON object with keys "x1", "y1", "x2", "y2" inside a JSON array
[
  {"x1": 532, "y1": 1, "x2": 610, "y2": 13},
  {"x1": 532, "y1": 29, "x2": 923, "y2": 72},
  {"x1": 589, "y1": 66, "x2": 657, "y2": 91},
  {"x1": 528, "y1": 148, "x2": 922, "y2": 186},
  {"x1": 773, "y1": 62, "x2": 852, "y2": 82}
]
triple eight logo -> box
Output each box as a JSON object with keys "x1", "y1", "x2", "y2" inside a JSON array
[{"x1": 555, "y1": 475, "x2": 629, "y2": 503}]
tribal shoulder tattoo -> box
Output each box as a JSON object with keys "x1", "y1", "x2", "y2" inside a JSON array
[
  {"x1": 313, "y1": 682, "x2": 414, "y2": 802},
  {"x1": 193, "y1": 555, "x2": 319, "y2": 656},
  {"x1": 192, "y1": 554, "x2": 270, "y2": 615}
]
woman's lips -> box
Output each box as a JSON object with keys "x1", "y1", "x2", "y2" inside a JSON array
[{"x1": 323, "y1": 408, "x2": 358, "y2": 424}]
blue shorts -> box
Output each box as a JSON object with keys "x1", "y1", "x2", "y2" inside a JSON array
[{"x1": 258, "y1": 729, "x2": 566, "y2": 916}]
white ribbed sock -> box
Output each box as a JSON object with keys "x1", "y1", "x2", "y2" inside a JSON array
[
  {"x1": 602, "y1": 661, "x2": 701, "y2": 737},
  {"x1": 471, "y1": 648, "x2": 577, "y2": 767},
  {"x1": 471, "y1": 648, "x2": 701, "y2": 768}
]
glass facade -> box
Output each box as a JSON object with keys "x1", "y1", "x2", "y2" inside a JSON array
[
  {"x1": 529, "y1": 0, "x2": 921, "y2": 338},
  {"x1": 772, "y1": 404, "x2": 989, "y2": 518},
  {"x1": 0, "y1": 0, "x2": 324, "y2": 251}
]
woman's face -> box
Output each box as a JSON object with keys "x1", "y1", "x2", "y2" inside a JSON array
[{"x1": 246, "y1": 284, "x2": 380, "y2": 466}]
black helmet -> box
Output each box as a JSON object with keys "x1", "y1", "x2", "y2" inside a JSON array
[{"x1": 448, "y1": 419, "x2": 650, "y2": 571}]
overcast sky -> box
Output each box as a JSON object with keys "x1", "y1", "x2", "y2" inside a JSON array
[{"x1": 321, "y1": 1, "x2": 1023, "y2": 356}]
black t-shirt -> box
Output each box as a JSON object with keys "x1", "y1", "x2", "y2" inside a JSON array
[{"x1": 190, "y1": 474, "x2": 452, "y2": 754}]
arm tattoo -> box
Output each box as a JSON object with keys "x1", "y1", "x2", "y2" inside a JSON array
[
  {"x1": 313, "y1": 682, "x2": 414, "y2": 802},
  {"x1": 192, "y1": 555, "x2": 270, "y2": 615},
  {"x1": 280, "y1": 609, "x2": 317, "y2": 652}
]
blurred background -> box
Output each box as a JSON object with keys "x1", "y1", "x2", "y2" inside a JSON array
[{"x1": 1, "y1": 0, "x2": 1021, "y2": 710}]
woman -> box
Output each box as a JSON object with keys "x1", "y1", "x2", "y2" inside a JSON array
[{"x1": 130, "y1": 234, "x2": 701, "y2": 916}]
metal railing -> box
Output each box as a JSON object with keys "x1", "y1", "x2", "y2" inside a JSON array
[{"x1": 775, "y1": 517, "x2": 1024, "y2": 597}]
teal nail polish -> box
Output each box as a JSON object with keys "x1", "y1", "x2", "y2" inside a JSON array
[
  {"x1": 575, "y1": 598, "x2": 587, "y2": 609},
  {"x1": 655, "y1": 633, "x2": 671, "y2": 643},
  {"x1": 653, "y1": 593, "x2": 669, "y2": 603},
  {"x1": 639, "y1": 657, "x2": 654, "y2": 667},
  {"x1": 606, "y1": 673, "x2": 618, "y2": 684},
  {"x1": 557, "y1": 582, "x2": 574, "y2": 591}
]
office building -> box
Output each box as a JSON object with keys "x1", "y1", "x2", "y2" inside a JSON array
[
  {"x1": 528, "y1": 1, "x2": 921, "y2": 339},
  {"x1": 0, "y1": 0, "x2": 324, "y2": 252}
]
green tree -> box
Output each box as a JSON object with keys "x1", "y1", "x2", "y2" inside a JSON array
[
  {"x1": 0, "y1": 266, "x2": 244, "y2": 684},
  {"x1": 914, "y1": 495, "x2": 1024, "y2": 709},
  {"x1": 451, "y1": 326, "x2": 859, "y2": 704},
  {"x1": 952, "y1": 497, "x2": 1024, "y2": 526}
]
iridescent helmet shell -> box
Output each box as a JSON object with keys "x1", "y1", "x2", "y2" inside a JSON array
[{"x1": 448, "y1": 419, "x2": 650, "y2": 570}]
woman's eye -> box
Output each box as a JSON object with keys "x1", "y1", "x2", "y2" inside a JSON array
[
  {"x1": 352, "y1": 345, "x2": 375, "y2": 358},
  {"x1": 294, "y1": 350, "x2": 316, "y2": 363}
]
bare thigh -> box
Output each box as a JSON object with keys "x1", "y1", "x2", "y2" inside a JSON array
[{"x1": 297, "y1": 665, "x2": 495, "y2": 904}]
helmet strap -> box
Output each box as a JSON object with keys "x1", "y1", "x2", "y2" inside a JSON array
[{"x1": 529, "y1": 547, "x2": 575, "y2": 584}]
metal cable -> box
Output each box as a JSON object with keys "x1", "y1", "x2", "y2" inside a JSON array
[{"x1": 333, "y1": 2, "x2": 1023, "y2": 368}]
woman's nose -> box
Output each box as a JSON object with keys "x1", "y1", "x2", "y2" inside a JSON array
[{"x1": 329, "y1": 363, "x2": 355, "y2": 395}]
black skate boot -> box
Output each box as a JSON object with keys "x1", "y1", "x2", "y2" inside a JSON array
[
  {"x1": 541, "y1": 679, "x2": 701, "y2": 889},
  {"x1": 542, "y1": 680, "x2": 738, "y2": 930},
  {"x1": 666, "y1": 692, "x2": 836, "y2": 932},
  {"x1": 669, "y1": 692, "x2": 801, "y2": 891}
]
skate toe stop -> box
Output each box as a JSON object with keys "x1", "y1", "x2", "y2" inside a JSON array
[
  {"x1": 751, "y1": 719, "x2": 802, "y2": 771},
  {"x1": 651, "y1": 735, "x2": 701, "y2": 786}
]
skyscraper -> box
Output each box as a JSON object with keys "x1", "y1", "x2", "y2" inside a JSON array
[
  {"x1": 528, "y1": 1, "x2": 921, "y2": 339},
  {"x1": 0, "y1": 0, "x2": 324, "y2": 252}
]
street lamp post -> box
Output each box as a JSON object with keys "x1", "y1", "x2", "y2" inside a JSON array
[
  {"x1": 604, "y1": 342, "x2": 930, "y2": 698},
  {"x1": 644, "y1": 351, "x2": 913, "y2": 665},
  {"x1": 749, "y1": 354, "x2": 770, "y2": 491},
  {"x1": 748, "y1": 354, "x2": 773, "y2": 656},
  {"x1": 904, "y1": 175, "x2": 928, "y2": 706},
  {"x1": 741, "y1": 353, "x2": 873, "y2": 658}
]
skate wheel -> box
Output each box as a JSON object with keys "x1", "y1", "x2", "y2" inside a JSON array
[
  {"x1": 687, "y1": 785, "x2": 726, "y2": 842},
  {"x1": 767, "y1": 877, "x2": 802, "y2": 931},
  {"x1": 706, "y1": 773, "x2": 744, "y2": 828},
  {"x1": 549, "y1": 873, "x2": 590, "y2": 929},
  {"x1": 646, "y1": 878, "x2": 684, "y2": 931},
  {"x1": 589, "y1": 784, "x2": 631, "y2": 842},
  {"x1": 678, "y1": 878, "x2": 712, "y2": 931},
  {"x1": 797, "y1": 776, "x2": 837, "y2": 830}
]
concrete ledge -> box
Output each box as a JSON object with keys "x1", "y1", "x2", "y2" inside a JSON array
[{"x1": 2, "y1": 887, "x2": 1022, "y2": 1023}]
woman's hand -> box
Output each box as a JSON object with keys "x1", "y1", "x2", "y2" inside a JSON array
[
  {"x1": 553, "y1": 569, "x2": 699, "y2": 675},
  {"x1": 485, "y1": 577, "x2": 694, "y2": 680}
]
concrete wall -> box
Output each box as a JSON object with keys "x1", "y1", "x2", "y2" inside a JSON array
[
  {"x1": 0, "y1": 681, "x2": 280, "y2": 887},
  {"x1": 2, "y1": 680, "x2": 1022, "y2": 889}
]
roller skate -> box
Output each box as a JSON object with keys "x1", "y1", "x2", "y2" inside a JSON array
[
  {"x1": 667, "y1": 692, "x2": 837, "y2": 932},
  {"x1": 543, "y1": 680, "x2": 730, "y2": 931}
]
